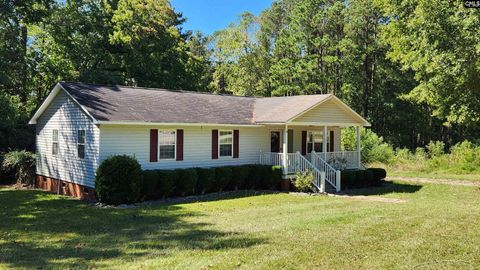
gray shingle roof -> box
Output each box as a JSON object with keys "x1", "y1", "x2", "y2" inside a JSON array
[{"x1": 58, "y1": 82, "x2": 332, "y2": 125}]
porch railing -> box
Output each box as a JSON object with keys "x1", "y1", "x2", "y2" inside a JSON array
[
  {"x1": 260, "y1": 152, "x2": 325, "y2": 192},
  {"x1": 311, "y1": 151, "x2": 341, "y2": 192},
  {"x1": 325, "y1": 151, "x2": 359, "y2": 169}
]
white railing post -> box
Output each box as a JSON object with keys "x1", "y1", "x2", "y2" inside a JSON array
[
  {"x1": 335, "y1": 170, "x2": 341, "y2": 192},
  {"x1": 320, "y1": 172, "x2": 326, "y2": 193}
]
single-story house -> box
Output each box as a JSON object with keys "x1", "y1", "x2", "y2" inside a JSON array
[{"x1": 29, "y1": 82, "x2": 370, "y2": 199}]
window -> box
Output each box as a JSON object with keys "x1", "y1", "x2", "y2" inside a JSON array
[
  {"x1": 52, "y1": 130, "x2": 59, "y2": 155},
  {"x1": 77, "y1": 130, "x2": 85, "y2": 159},
  {"x1": 159, "y1": 130, "x2": 176, "y2": 160},
  {"x1": 219, "y1": 130, "x2": 233, "y2": 157},
  {"x1": 306, "y1": 131, "x2": 329, "y2": 153}
]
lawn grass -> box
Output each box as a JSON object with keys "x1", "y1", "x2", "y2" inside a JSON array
[{"x1": 1, "y1": 182, "x2": 480, "y2": 269}]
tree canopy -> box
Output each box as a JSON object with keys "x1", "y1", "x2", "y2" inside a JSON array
[{"x1": 0, "y1": 0, "x2": 477, "y2": 152}]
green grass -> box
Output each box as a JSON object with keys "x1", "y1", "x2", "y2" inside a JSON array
[{"x1": 1, "y1": 182, "x2": 480, "y2": 269}]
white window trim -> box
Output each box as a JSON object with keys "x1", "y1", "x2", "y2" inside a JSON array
[
  {"x1": 77, "y1": 129, "x2": 86, "y2": 159},
  {"x1": 218, "y1": 130, "x2": 233, "y2": 158},
  {"x1": 306, "y1": 130, "x2": 329, "y2": 153},
  {"x1": 158, "y1": 130, "x2": 176, "y2": 161},
  {"x1": 52, "y1": 129, "x2": 59, "y2": 155}
]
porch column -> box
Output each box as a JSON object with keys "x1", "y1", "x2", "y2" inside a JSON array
[
  {"x1": 283, "y1": 126, "x2": 288, "y2": 173},
  {"x1": 323, "y1": 125, "x2": 328, "y2": 159},
  {"x1": 356, "y1": 126, "x2": 361, "y2": 168}
]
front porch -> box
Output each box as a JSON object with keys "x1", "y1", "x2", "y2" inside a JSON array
[{"x1": 259, "y1": 125, "x2": 363, "y2": 193}]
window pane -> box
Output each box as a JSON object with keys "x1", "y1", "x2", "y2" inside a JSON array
[
  {"x1": 307, "y1": 143, "x2": 313, "y2": 153},
  {"x1": 52, "y1": 142, "x2": 58, "y2": 155},
  {"x1": 159, "y1": 131, "x2": 175, "y2": 145},
  {"x1": 159, "y1": 145, "x2": 175, "y2": 159},
  {"x1": 220, "y1": 144, "x2": 232, "y2": 157},
  {"x1": 78, "y1": 144, "x2": 85, "y2": 159},
  {"x1": 219, "y1": 131, "x2": 232, "y2": 144},
  {"x1": 78, "y1": 130, "x2": 85, "y2": 144},
  {"x1": 314, "y1": 143, "x2": 323, "y2": 152},
  {"x1": 52, "y1": 130, "x2": 58, "y2": 141},
  {"x1": 313, "y1": 132, "x2": 323, "y2": 143}
]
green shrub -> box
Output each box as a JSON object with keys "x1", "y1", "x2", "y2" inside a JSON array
[
  {"x1": 426, "y1": 141, "x2": 445, "y2": 158},
  {"x1": 340, "y1": 169, "x2": 357, "y2": 190},
  {"x1": 341, "y1": 128, "x2": 394, "y2": 164},
  {"x1": 262, "y1": 166, "x2": 282, "y2": 190},
  {"x1": 2, "y1": 150, "x2": 36, "y2": 185},
  {"x1": 143, "y1": 170, "x2": 159, "y2": 200},
  {"x1": 196, "y1": 167, "x2": 215, "y2": 194},
  {"x1": 214, "y1": 167, "x2": 232, "y2": 191},
  {"x1": 292, "y1": 171, "x2": 314, "y2": 192},
  {"x1": 175, "y1": 168, "x2": 198, "y2": 196},
  {"x1": 95, "y1": 155, "x2": 143, "y2": 205},
  {"x1": 157, "y1": 170, "x2": 176, "y2": 198},
  {"x1": 230, "y1": 165, "x2": 250, "y2": 190},
  {"x1": 367, "y1": 168, "x2": 387, "y2": 180},
  {"x1": 245, "y1": 165, "x2": 262, "y2": 189}
]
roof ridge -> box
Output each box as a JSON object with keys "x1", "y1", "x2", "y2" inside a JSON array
[{"x1": 59, "y1": 81, "x2": 257, "y2": 99}]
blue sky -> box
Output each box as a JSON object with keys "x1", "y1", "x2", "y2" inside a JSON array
[{"x1": 171, "y1": 0, "x2": 273, "y2": 35}]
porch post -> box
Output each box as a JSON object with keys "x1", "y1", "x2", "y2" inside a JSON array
[
  {"x1": 323, "y1": 125, "x2": 328, "y2": 159},
  {"x1": 356, "y1": 126, "x2": 361, "y2": 168},
  {"x1": 283, "y1": 125, "x2": 288, "y2": 174}
]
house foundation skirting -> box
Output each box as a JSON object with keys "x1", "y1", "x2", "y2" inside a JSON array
[{"x1": 35, "y1": 175, "x2": 96, "y2": 201}]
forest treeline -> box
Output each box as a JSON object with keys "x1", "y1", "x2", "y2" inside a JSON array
[{"x1": 1, "y1": 0, "x2": 479, "y2": 152}]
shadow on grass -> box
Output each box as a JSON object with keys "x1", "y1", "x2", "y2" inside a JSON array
[
  {"x1": 0, "y1": 189, "x2": 266, "y2": 269},
  {"x1": 343, "y1": 181, "x2": 423, "y2": 196}
]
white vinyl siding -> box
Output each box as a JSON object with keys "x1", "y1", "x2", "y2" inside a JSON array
[
  {"x1": 35, "y1": 90, "x2": 99, "y2": 188},
  {"x1": 293, "y1": 99, "x2": 362, "y2": 124},
  {"x1": 99, "y1": 125, "x2": 269, "y2": 170}
]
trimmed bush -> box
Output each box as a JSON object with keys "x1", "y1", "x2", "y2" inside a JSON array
[
  {"x1": 2, "y1": 150, "x2": 36, "y2": 185},
  {"x1": 95, "y1": 155, "x2": 143, "y2": 205},
  {"x1": 143, "y1": 170, "x2": 159, "y2": 200},
  {"x1": 157, "y1": 170, "x2": 176, "y2": 198},
  {"x1": 245, "y1": 165, "x2": 262, "y2": 189},
  {"x1": 367, "y1": 168, "x2": 387, "y2": 186},
  {"x1": 262, "y1": 165, "x2": 282, "y2": 190},
  {"x1": 230, "y1": 165, "x2": 250, "y2": 190},
  {"x1": 292, "y1": 171, "x2": 314, "y2": 192},
  {"x1": 175, "y1": 168, "x2": 198, "y2": 196},
  {"x1": 340, "y1": 168, "x2": 386, "y2": 190},
  {"x1": 214, "y1": 167, "x2": 232, "y2": 191},
  {"x1": 196, "y1": 167, "x2": 215, "y2": 194},
  {"x1": 340, "y1": 169, "x2": 357, "y2": 190}
]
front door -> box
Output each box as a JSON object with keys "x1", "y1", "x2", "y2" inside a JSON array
[{"x1": 270, "y1": 131, "x2": 281, "y2": 153}]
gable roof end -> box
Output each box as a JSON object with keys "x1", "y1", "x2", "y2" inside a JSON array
[{"x1": 28, "y1": 83, "x2": 99, "y2": 125}]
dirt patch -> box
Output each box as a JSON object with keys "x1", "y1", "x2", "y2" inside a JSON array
[
  {"x1": 327, "y1": 193, "x2": 407, "y2": 203},
  {"x1": 386, "y1": 176, "x2": 480, "y2": 187}
]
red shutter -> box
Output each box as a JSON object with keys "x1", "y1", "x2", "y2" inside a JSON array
[
  {"x1": 212, "y1": 129, "x2": 218, "y2": 159},
  {"x1": 329, "y1": 130, "x2": 334, "y2": 152},
  {"x1": 233, "y1": 130, "x2": 239, "y2": 158},
  {"x1": 150, "y1": 129, "x2": 158, "y2": 162},
  {"x1": 301, "y1": 131, "x2": 307, "y2": 155},
  {"x1": 176, "y1": 129, "x2": 184, "y2": 161}
]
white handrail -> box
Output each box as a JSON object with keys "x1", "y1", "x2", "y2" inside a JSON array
[
  {"x1": 259, "y1": 151, "x2": 325, "y2": 192},
  {"x1": 291, "y1": 152, "x2": 325, "y2": 192},
  {"x1": 311, "y1": 151, "x2": 341, "y2": 192}
]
